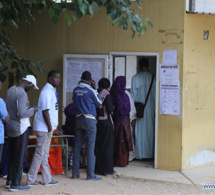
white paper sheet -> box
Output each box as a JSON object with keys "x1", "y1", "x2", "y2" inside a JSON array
[
  {"x1": 162, "y1": 50, "x2": 177, "y2": 65},
  {"x1": 160, "y1": 64, "x2": 179, "y2": 81},
  {"x1": 114, "y1": 57, "x2": 126, "y2": 79},
  {"x1": 66, "y1": 60, "x2": 102, "y2": 92},
  {"x1": 160, "y1": 80, "x2": 180, "y2": 115}
]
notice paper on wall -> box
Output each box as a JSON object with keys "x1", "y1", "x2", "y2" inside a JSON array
[
  {"x1": 160, "y1": 64, "x2": 179, "y2": 81},
  {"x1": 66, "y1": 60, "x2": 102, "y2": 92},
  {"x1": 160, "y1": 80, "x2": 180, "y2": 115},
  {"x1": 162, "y1": 50, "x2": 177, "y2": 65}
]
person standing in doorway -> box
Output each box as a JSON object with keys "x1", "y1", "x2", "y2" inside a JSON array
[
  {"x1": 131, "y1": 58, "x2": 155, "y2": 159},
  {"x1": 5, "y1": 75, "x2": 39, "y2": 191},
  {"x1": 27, "y1": 70, "x2": 60, "y2": 187},
  {"x1": 72, "y1": 71, "x2": 102, "y2": 180}
]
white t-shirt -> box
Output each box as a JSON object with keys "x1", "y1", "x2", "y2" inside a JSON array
[{"x1": 33, "y1": 83, "x2": 58, "y2": 132}]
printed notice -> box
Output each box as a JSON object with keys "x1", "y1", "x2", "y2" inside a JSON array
[
  {"x1": 66, "y1": 60, "x2": 102, "y2": 92},
  {"x1": 162, "y1": 50, "x2": 177, "y2": 65},
  {"x1": 160, "y1": 80, "x2": 180, "y2": 115},
  {"x1": 160, "y1": 64, "x2": 179, "y2": 81}
]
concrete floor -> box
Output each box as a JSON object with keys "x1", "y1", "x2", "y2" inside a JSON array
[{"x1": 114, "y1": 160, "x2": 215, "y2": 186}]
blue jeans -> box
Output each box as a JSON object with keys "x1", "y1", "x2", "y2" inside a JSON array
[{"x1": 72, "y1": 116, "x2": 97, "y2": 179}]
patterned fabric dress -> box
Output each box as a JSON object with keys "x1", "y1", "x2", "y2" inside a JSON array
[{"x1": 110, "y1": 76, "x2": 133, "y2": 167}]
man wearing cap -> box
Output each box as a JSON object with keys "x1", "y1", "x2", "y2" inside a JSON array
[
  {"x1": 72, "y1": 71, "x2": 102, "y2": 180},
  {"x1": 5, "y1": 75, "x2": 39, "y2": 191},
  {"x1": 27, "y1": 70, "x2": 60, "y2": 187}
]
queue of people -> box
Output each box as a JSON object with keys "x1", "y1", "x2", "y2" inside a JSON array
[{"x1": 0, "y1": 57, "x2": 155, "y2": 192}]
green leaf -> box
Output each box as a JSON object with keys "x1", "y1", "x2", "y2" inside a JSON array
[
  {"x1": 9, "y1": 20, "x2": 19, "y2": 30},
  {"x1": 123, "y1": 0, "x2": 131, "y2": 7},
  {"x1": 113, "y1": 17, "x2": 121, "y2": 24},
  {"x1": 84, "y1": 0, "x2": 89, "y2": 5},
  {"x1": 89, "y1": 5, "x2": 94, "y2": 16},
  {"x1": 110, "y1": 9, "x2": 121, "y2": 20},
  {"x1": 117, "y1": 17, "x2": 127, "y2": 28},
  {"x1": 78, "y1": 0, "x2": 83, "y2": 6},
  {"x1": 64, "y1": 13, "x2": 72, "y2": 25},
  {"x1": 101, "y1": 0, "x2": 107, "y2": 5},
  {"x1": 134, "y1": 14, "x2": 141, "y2": 24},
  {"x1": 79, "y1": 3, "x2": 87, "y2": 15},
  {"x1": 131, "y1": 24, "x2": 137, "y2": 32},
  {"x1": 142, "y1": 18, "x2": 147, "y2": 25},
  {"x1": 132, "y1": 31, "x2": 135, "y2": 39},
  {"x1": 147, "y1": 18, "x2": 153, "y2": 27},
  {"x1": 139, "y1": 26, "x2": 146, "y2": 35},
  {"x1": 120, "y1": 6, "x2": 126, "y2": 12},
  {"x1": 48, "y1": 8, "x2": 55, "y2": 18},
  {"x1": 136, "y1": 0, "x2": 141, "y2": 7},
  {"x1": 75, "y1": 6, "x2": 83, "y2": 18},
  {"x1": 91, "y1": 2, "x2": 99, "y2": 13}
]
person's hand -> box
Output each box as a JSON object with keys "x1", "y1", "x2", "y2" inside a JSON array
[
  {"x1": 53, "y1": 129, "x2": 62, "y2": 135},
  {"x1": 91, "y1": 80, "x2": 96, "y2": 89},
  {"x1": 48, "y1": 127, "x2": 52, "y2": 132},
  {"x1": 33, "y1": 107, "x2": 38, "y2": 113},
  {"x1": 3, "y1": 115, "x2": 10, "y2": 122},
  {"x1": 29, "y1": 105, "x2": 38, "y2": 113},
  {"x1": 131, "y1": 119, "x2": 136, "y2": 127}
]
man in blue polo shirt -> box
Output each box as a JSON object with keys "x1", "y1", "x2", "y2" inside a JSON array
[{"x1": 72, "y1": 71, "x2": 102, "y2": 180}]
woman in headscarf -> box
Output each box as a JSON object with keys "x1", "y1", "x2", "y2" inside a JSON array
[
  {"x1": 110, "y1": 76, "x2": 133, "y2": 167},
  {"x1": 95, "y1": 78, "x2": 114, "y2": 175}
]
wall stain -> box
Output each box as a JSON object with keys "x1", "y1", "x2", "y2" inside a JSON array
[
  {"x1": 186, "y1": 71, "x2": 196, "y2": 74},
  {"x1": 195, "y1": 108, "x2": 203, "y2": 110},
  {"x1": 165, "y1": 32, "x2": 181, "y2": 39},
  {"x1": 159, "y1": 30, "x2": 166, "y2": 33}
]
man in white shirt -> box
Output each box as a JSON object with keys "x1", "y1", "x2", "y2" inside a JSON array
[{"x1": 27, "y1": 70, "x2": 60, "y2": 187}]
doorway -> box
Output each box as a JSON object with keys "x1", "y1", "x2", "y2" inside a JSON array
[{"x1": 110, "y1": 52, "x2": 159, "y2": 169}]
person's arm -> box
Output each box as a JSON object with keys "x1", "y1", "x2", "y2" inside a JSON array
[
  {"x1": 0, "y1": 99, "x2": 9, "y2": 122},
  {"x1": 43, "y1": 109, "x2": 52, "y2": 132},
  {"x1": 92, "y1": 90, "x2": 102, "y2": 107},
  {"x1": 17, "y1": 93, "x2": 35, "y2": 118},
  {"x1": 131, "y1": 76, "x2": 138, "y2": 102}
]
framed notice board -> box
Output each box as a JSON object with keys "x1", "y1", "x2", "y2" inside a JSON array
[{"x1": 62, "y1": 54, "x2": 110, "y2": 123}]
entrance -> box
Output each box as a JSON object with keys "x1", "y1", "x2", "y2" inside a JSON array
[
  {"x1": 63, "y1": 52, "x2": 159, "y2": 168},
  {"x1": 110, "y1": 52, "x2": 159, "y2": 169}
]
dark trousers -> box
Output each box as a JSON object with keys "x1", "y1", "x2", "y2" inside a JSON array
[
  {"x1": 0, "y1": 144, "x2": 3, "y2": 162},
  {"x1": 7, "y1": 128, "x2": 30, "y2": 186}
]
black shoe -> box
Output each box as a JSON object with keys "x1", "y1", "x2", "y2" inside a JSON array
[
  {"x1": 107, "y1": 170, "x2": 116, "y2": 175},
  {"x1": 5, "y1": 180, "x2": 12, "y2": 189}
]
